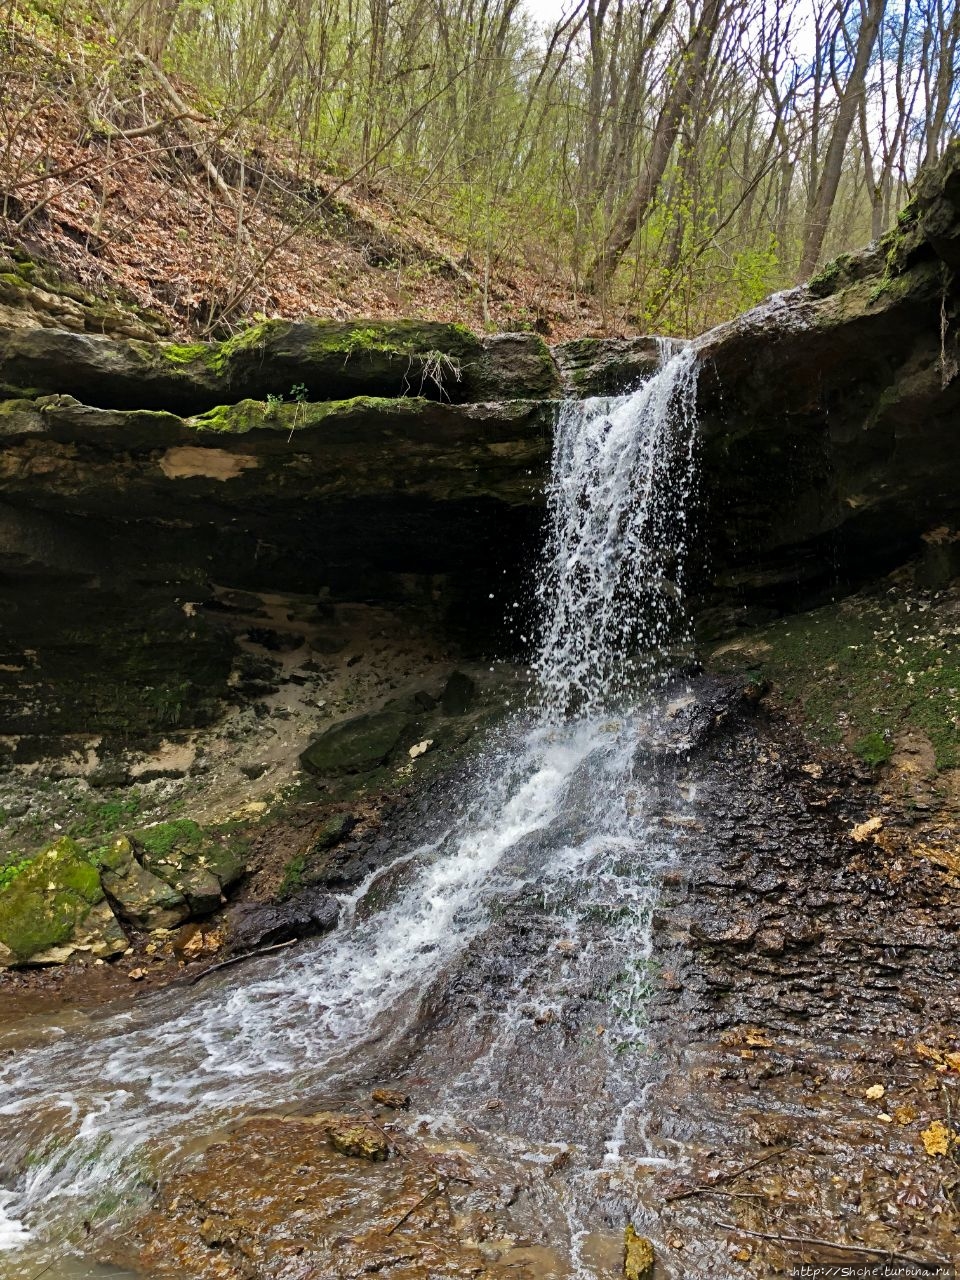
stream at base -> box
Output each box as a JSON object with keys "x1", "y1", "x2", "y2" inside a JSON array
[{"x1": 0, "y1": 346, "x2": 700, "y2": 1277}]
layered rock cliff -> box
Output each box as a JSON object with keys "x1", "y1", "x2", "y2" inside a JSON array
[{"x1": 1, "y1": 142, "x2": 958, "y2": 756}]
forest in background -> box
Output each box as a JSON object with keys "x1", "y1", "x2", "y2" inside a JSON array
[{"x1": 1, "y1": 0, "x2": 958, "y2": 337}]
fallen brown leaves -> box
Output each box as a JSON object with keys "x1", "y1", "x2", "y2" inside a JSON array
[{"x1": 0, "y1": 28, "x2": 602, "y2": 341}]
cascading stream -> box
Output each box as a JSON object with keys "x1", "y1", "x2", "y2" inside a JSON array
[{"x1": 0, "y1": 344, "x2": 699, "y2": 1275}]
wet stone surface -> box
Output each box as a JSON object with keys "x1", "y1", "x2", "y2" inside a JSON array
[{"x1": 6, "y1": 681, "x2": 959, "y2": 1280}]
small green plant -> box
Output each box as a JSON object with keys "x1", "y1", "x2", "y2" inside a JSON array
[
  {"x1": 0, "y1": 856, "x2": 31, "y2": 891},
  {"x1": 261, "y1": 385, "x2": 311, "y2": 438},
  {"x1": 855, "y1": 731, "x2": 893, "y2": 767},
  {"x1": 287, "y1": 382, "x2": 310, "y2": 438}
]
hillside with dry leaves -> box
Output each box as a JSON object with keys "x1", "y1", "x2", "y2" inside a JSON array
[{"x1": 0, "y1": 8, "x2": 599, "y2": 341}]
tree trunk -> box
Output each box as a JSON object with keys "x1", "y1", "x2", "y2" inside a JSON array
[
  {"x1": 798, "y1": 0, "x2": 885, "y2": 279},
  {"x1": 585, "y1": 0, "x2": 722, "y2": 295}
]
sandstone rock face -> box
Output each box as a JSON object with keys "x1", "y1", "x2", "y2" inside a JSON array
[
  {"x1": 552, "y1": 335, "x2": 666, "y2": 396},
  {"x1": 693, "y1": 141, "x2": 960, "y2": 623},
  {"x1": 0, "y1": 319, "x2": 558, "y2": 412},
  {"x1": 0, "y1": 389, "x2": 547, "y2": 750}
]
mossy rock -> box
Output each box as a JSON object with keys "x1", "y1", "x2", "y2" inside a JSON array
[
  {"x1": 130, "y1": 820, "x2": 245, "y2": 910},
  {"x1": 300, "y1": 709, "x2": 413, "y2": 776},
  {"x1": 0, "y1": 318, "x2": 558, "y2": 415},
  {"x1": 100, "y1": 835, "x2": 190, "y2": 930},
  {"x1": 0, "y1": 836, "x2": 126, "y2": 964}
]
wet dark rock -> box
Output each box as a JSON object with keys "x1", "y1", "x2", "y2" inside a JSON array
[
  {"x1": 553, "y1": 336, "x2": 666, "y2": 396},
  {"x1": 224, "y1": 885, "x2": 340, "y2": 952},
  {"x1": 300, "y1": 709, "x2": 412, "y2": 776},
  {"x1": 311, "y1": 812, "x2": 358, "y2": 852},
  {"x1": 466, "y1": 332, "x2": 561, "y2": 401},
  {"x1": 694, "y1": 141, "x2": 960, "y2": 616},
  {"x1": 441, "y1": 670, "x2": 476, "y2": 716}
]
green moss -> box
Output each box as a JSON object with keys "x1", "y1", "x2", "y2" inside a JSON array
[
  {"x1": 855, "y1": 731, "x2": 894, "y2": 767},
  {"x1": 208, "y1": 320, "x2": 279, "y2": 372},
  {"x1": 808, "y1": 253, "x2": 852, "y2": 297},
  {"x1": 157, "y1": 342, "x2": 214, "y2": 366},
  {"x1": 188, "y1": 394, "x2": 419, "y2": 434},
  {"x1": 279, "y1": 852, "x2": 307, "y2": 897},
  {"x1": 711, "y1": 591, "x2": 960, "y2": 769},
  {"x1": 132, "y1": 818, "x2": 247, "y2": 890},
  {"x1": 0, "y1": 836, "x2": 103, "y2": 961},
  {"x1": 134, "y1": 818, "x2": 204, "y2": 858},
  {"x1": 67, "y1": 795, "x2": 143, "y2": 843}
]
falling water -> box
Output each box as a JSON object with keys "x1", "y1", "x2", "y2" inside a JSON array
[
  {"x1": 535, "y1": 340, "x2": 698, "y2": 710},
  {"x1": 0, "y1": 344, "x2": 699, "y2": 1275}
]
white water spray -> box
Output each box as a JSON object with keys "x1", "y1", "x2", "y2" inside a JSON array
[
  {"x1": 0, "y1": 344, "x2": 699, "y2": 1273},
  {"x1": 535, "y1": 340, "x2": 698, "y2": 710}
]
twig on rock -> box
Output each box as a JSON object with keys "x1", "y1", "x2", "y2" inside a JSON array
[
  {"x1": 714, "y1": 1221, "x2": 949, "y2": 1269},
  {"x1": 665, "y1": 1144, "x2": 794, "y2": 1202},
  {"x1": 387, "y1": 1180, "x2": 442, "y2": 1235},
  {"x1": 187, "y1": 938, "x2": 298, "y2": 985}
]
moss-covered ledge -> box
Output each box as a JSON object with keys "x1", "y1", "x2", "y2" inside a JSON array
[
  {"x1": 0, "y1": 393, "x2": 553, "y2": 513},
  {"x1": 0, "y1": 318, "x2": 560, "y2": 414}
]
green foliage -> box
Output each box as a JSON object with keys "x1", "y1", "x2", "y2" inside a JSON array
[
  {"x1": 731, "y1": 239, "x2": 782, "y2": 311},
  {"x1": 2, "y1": 0, "x2": 949, "y2": 337},
  {"x1": 67, "y1": 794, "x2": 142, "y2": 842},
  {"x1": 855, "y1": 731, "x2": 894, "y2": 767},
  {"x1": 0, "y1": 855, "x2": 31, "y2": 890}
]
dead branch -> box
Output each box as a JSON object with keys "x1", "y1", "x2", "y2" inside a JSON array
[
  {"x1": 186, "y1": 937, "x2": 298, "y2": 986},
  {"x1": 714, "y1": 1221, "x2": 950, "y2": 1270}
]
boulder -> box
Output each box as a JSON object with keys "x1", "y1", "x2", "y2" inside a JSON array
[
  {"x1": 0, "y1": 836, "x2": 128, "y2": 965},
  {"x1": 553, "y1": 335, "x2": 667, "y2": 396},
  {"x1": 133, "y1": 819, "x2": 246, "y2": 910},
  {"x1": 99, "y1": 836, "x2": 191, "y2": 931},
  {"x1": 300, "y1": 709, "x2": 412, "y2": 776},
  {"x1": 224, "y1": 885, "x2": 340, "y2": 952},
  {"x1": 311, "y1": 1112, "x2": 390, "y2": 1160},
  {"x1": 441, "y1": 669, "x2": 475, "y2": 716}
]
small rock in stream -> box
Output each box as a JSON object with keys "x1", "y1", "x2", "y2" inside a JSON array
[
  {"x1": 224, "y1": 885, "x2": 340, "y2": 952},
  {"x1": 371, "y1": 1087, "x2": 410, "y2": 1110},
  {"x1": 623, "y1": 1225, "x2": 655, "y2": 1280}
]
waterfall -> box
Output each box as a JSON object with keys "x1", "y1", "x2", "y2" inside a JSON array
[
  {"x1": 535, "y1": 341, "x2": 698, "y2": 712},
  {"x1": 0, "y1": 345, "x2": 699, "y2": 1274}
]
